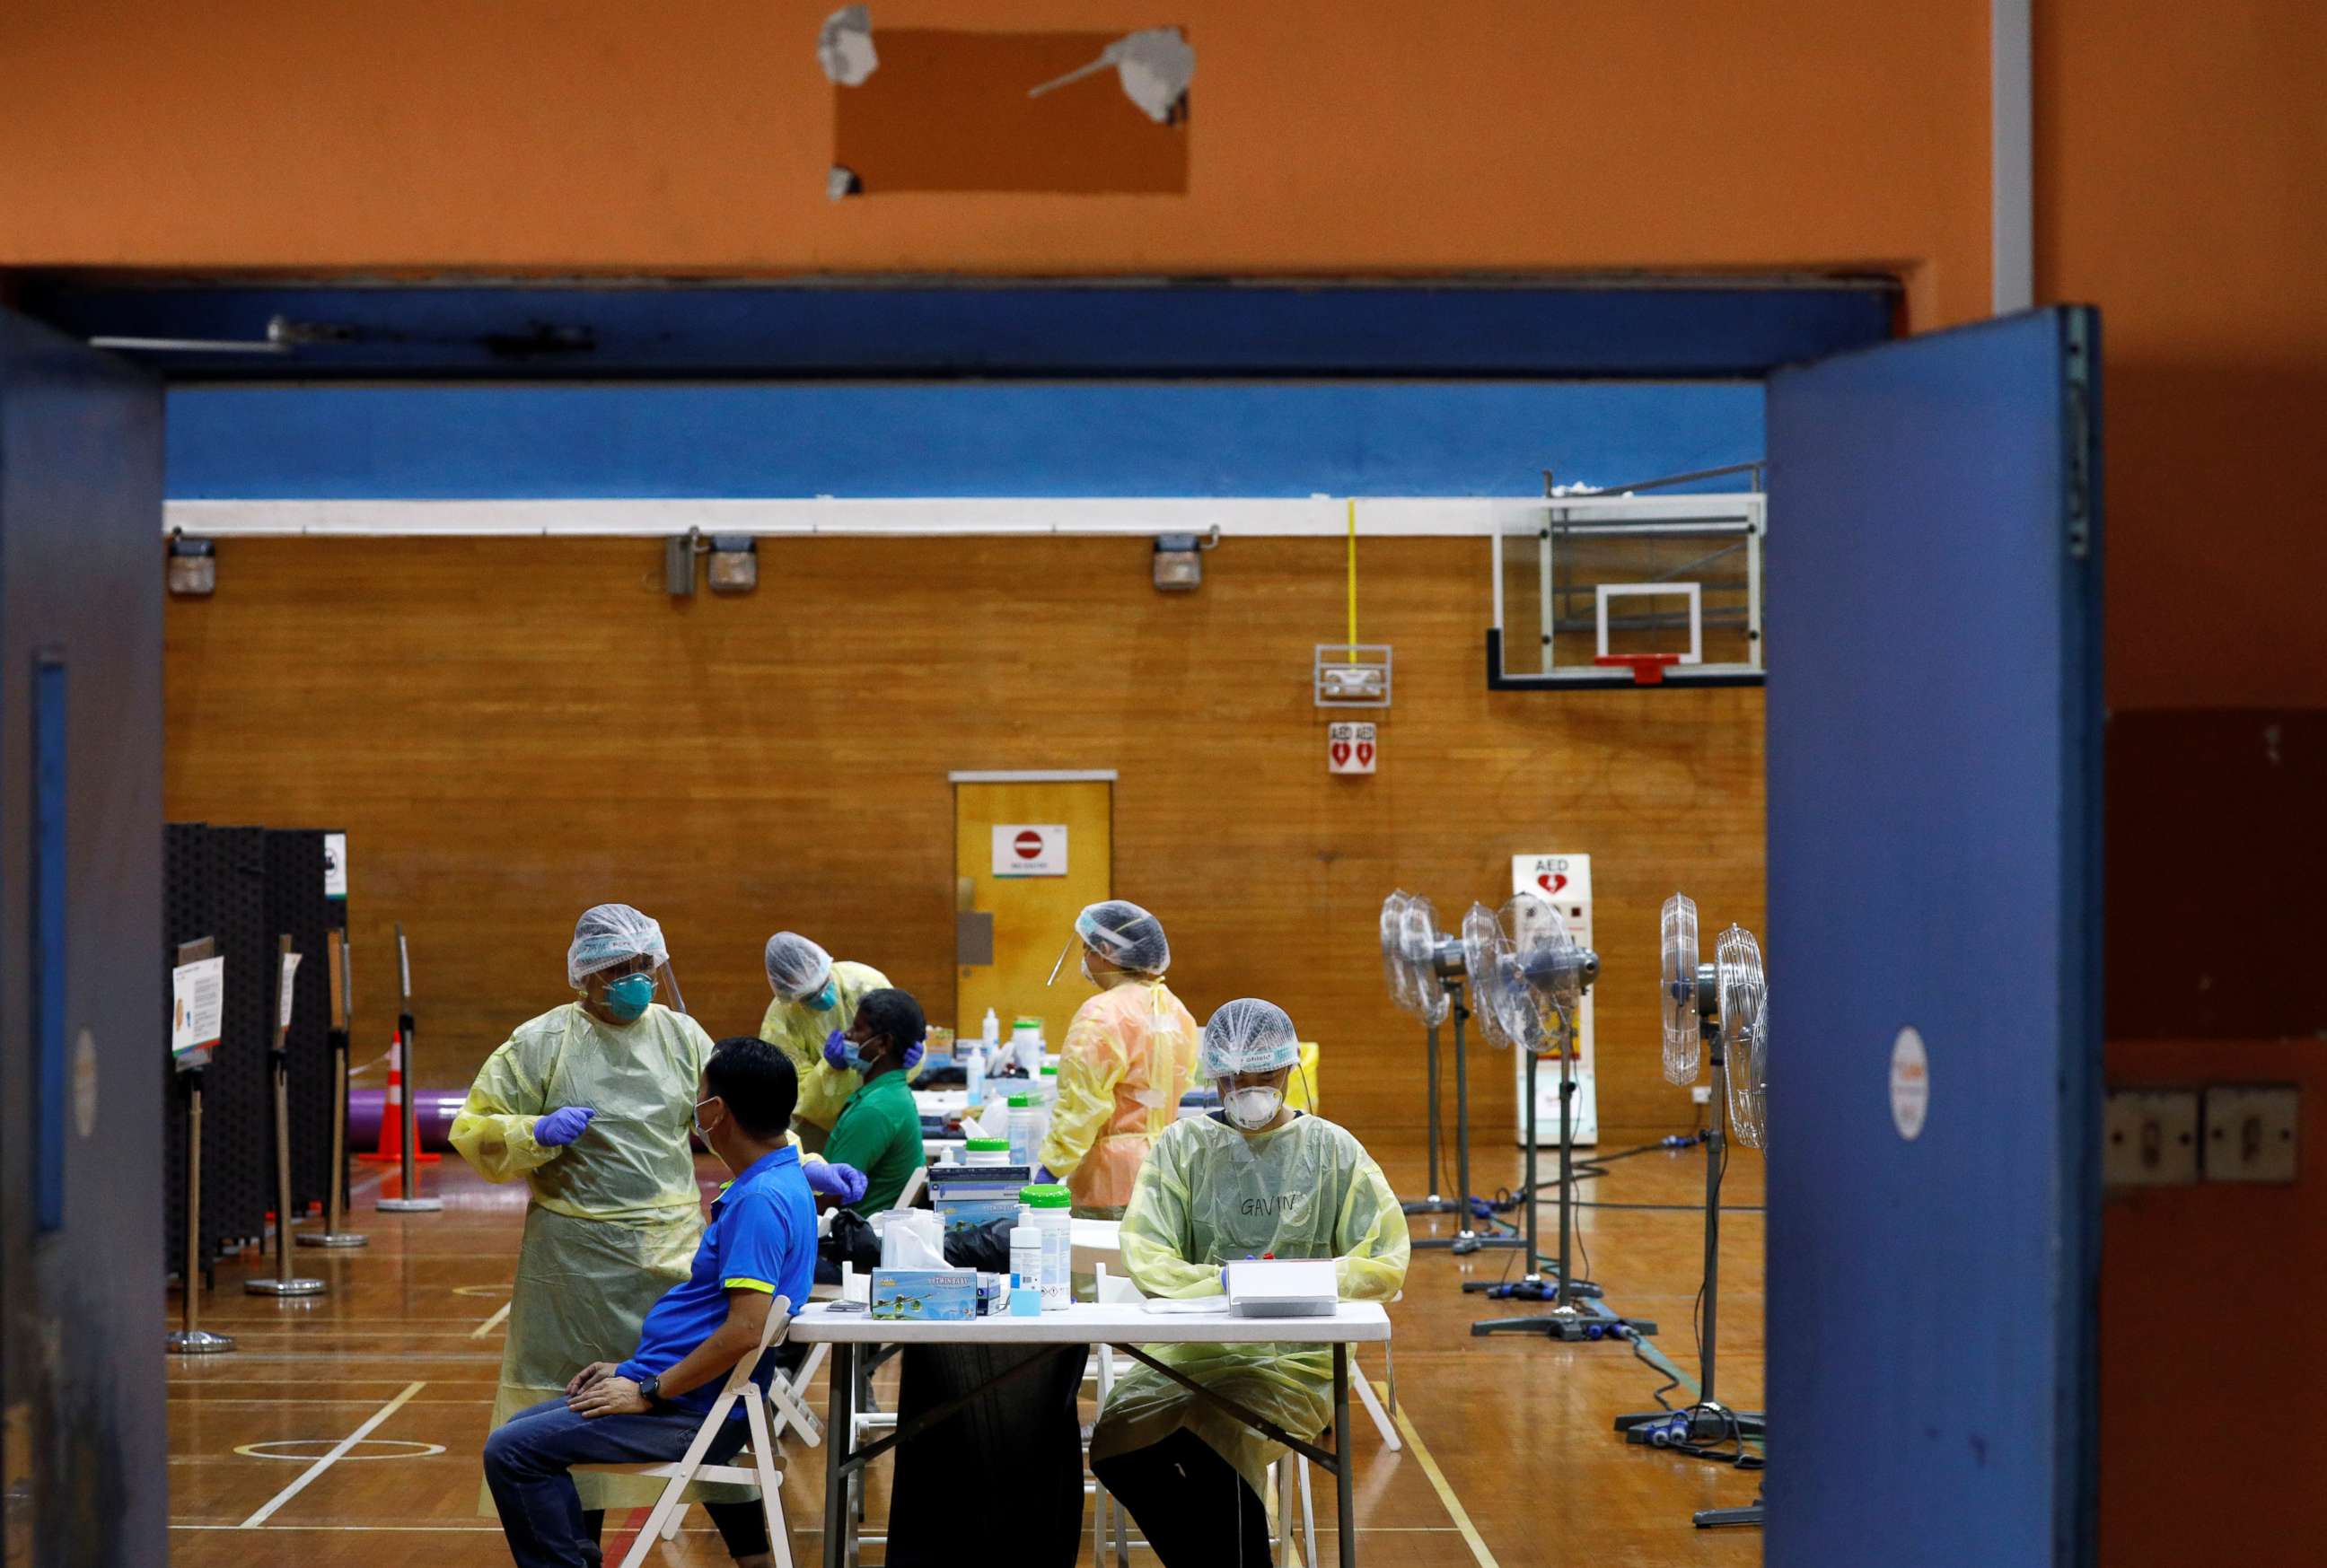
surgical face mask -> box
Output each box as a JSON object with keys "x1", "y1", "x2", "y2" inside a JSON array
[
  {"x1": 844, "y1": 1038, "x2": 884, "y2": 1074},
  {"x1": 801, "y1": 981, "x2": 838, "y2": 1012},
  {"x1": 1223, "y1": 1084, "x2": 1285, "y2": 1131},
  {"x1": 602, "y1": 972, "x2": 655, "y2": 1022},
  {"x1": 692, "y1": 1096, "x2": 721, "y2": 1140},
  {"x1": 1078, "y1": 952, "x2": 1097, "y2": 987}
]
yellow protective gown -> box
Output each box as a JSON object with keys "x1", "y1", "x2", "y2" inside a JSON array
[
  {"x1": 1036, "y1": 979, "x2": 1200, "y2": 1218},
  {"x1": 757, "y1": 959, "x2": 922, "y2": 1130},
  {"x1": 1091, "y1": 1112, "x2": 1410, "y2": 1494},
  {"x1": 451, "y1": 1000, "x2": 742, "y2": 1512}
]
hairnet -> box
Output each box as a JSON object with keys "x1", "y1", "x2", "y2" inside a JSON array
[
  {"x1": 1200, "y1": 998, "x2": 1301, "y2": 1078},
  {"x1": 566, "y1": 903, "x2": 668, "y2": 989},
  {"x1": 1077, "y1": 899, "x2": 1172, "y2": 975},
  {"x1": 763, "y1": 931, "x2": 834, "y2": 1001}
]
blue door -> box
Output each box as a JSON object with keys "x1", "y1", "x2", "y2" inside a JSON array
[
  {"x1": 0, "y1": 309, "x2": 167, "y2": 1564},
  {"x1": 1764, "y1": 309, "x2": 2102, "y2": 1567}
]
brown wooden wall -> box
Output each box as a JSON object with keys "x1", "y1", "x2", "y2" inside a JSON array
[{"x1": 163, "y1": 534, "x2": 1764, "y2": 1142}]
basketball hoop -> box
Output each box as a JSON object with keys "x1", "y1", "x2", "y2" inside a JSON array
[{"x1": 1594, "y1": 653, "x2": 1685, "y2": 686}]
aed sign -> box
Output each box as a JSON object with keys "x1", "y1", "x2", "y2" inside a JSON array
[
  {"x1": 993, "y1": 824, "x2": 1068, "y2": 878},
  {"x1": 1512, "y1": 854, "x2": 1593, "y2": 906},
  {"x1": 323, "y1": 832, "x2": 348, "y2": 899},
  {"x1": 1328, "y1": 722, "x2": 1376, "y2": 775}
]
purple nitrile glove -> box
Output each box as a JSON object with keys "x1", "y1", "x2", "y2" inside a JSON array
[
  {"x1": 822, "y1": 1029, "x2": 850, "y2": 1071},
  {"x1": 536, "y1": 1106, "x2": 596, "y2": 1147},
  {"x1": 805, "y1": 1161, "x2": 868, "y2": 1204},
  {"x1": 901, "y1": 1038, "x2": 925, "y2": 1072},
  {"x1": 1034, "y1": 1165, "x2": 1059, "y2": 1185}
]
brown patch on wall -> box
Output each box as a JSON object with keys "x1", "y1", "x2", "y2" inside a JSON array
[
  {"x1": 2105, "y1": 710, "x2": 2327, "y2": 1038},
  {"x1": 833, "y1": 30, "x2": 1188, "y2": 195}
]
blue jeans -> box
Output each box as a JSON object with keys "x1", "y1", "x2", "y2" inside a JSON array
[{"x1": 483, "y1": 1396, "x2": 760, "y2": 1568}]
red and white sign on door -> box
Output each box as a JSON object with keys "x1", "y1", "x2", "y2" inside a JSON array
[
  {"x1": 992, "y1": 824, "x2": 1068, "y2": 877},
  {"x1": 1328, "y1": 722, "x2": 1377, "y2": 775}
]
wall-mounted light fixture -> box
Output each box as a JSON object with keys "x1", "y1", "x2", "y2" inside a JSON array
[
  {"x1": 707, "y1": 535, "x2": 758, "y2": 594},
  {"x1": 1153, "y1": 527, "x2": 1219, "y2": 591},
  {"x1": 167, "y1": 532, "x2": 215, "y2": 597}
]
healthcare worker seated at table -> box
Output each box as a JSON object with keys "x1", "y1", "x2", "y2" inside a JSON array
[
  {"x1": 1090, "y1": 999, "x2": 1410, "y2": 1567},
  {"x1": 819, "y1": 987, "x2": 929, "y2": 1214},
  {"x1": 758, "y1": 931, "x2": 922, "y2": 1153},
  {"x1": 453, "y1": 905, "x2": 863, "y2": 1541},
  {"x1": 483, "y1": 1036, "x2": 817, "y2": 1568},
  {"x1": 1036, "y1": 899, "x2": 1200, "y2": 1219}
]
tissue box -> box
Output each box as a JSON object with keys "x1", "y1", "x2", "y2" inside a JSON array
[{"x1": 871, "y1": 1268, "x2": 979, "y2": 1322}]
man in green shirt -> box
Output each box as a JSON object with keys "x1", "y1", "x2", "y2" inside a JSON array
[{"x1": 819, "y1": 987, "x2": 927, "y2": 1213}]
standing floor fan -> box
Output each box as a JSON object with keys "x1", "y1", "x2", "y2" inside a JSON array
[
  {"x1": 1612, "y1": 893, "x2": 1768, "y2": 1528},
  {"x1": 1463, "y1": 894, "x2": 1657, "y2": 1340},
  {"x1": 1380, "y1": 891, "x2": 1521, "y2": 1254}
]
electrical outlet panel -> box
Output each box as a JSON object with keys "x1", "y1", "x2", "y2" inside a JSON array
[
  {"x1": 2202, "y1": 1085, "x2": 2300, "y2": 1185},
  {"x1": 2103, "y1": 1090, "x2": 2200, "y2": 1187},
  {"x1": 1690, "y1": 1085, "x2": 1712, "y2": 1106}
]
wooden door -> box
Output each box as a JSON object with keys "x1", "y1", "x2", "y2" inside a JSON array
[{"x1": 952, "y1": 774, "x2": 1113, "y2": 1041}]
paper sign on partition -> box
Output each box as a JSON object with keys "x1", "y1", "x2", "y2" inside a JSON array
[{"x1": 172, "y1": 957, "x2": 225, "y2": 1063}]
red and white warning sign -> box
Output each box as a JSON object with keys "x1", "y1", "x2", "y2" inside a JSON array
[
  {"x1": 1328, "y1": 722, "x2": 1377, "y2": 775},
  {"x1": 992, "y1": 823, "x2": 1068, "y2": 878}
]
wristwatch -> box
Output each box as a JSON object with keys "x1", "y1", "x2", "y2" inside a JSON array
[{"x1": 637, "y1": 1373, "x2": 663, "y2": 1406}]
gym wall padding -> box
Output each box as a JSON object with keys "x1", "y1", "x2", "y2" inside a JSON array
[{"x1": 160, "y1": 533, "x2": 1763, "y2": 1140}]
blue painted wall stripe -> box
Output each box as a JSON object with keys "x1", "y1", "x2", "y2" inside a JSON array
[{"x1": 167, "y1": 381, "x2": 1762, "y2": 501}]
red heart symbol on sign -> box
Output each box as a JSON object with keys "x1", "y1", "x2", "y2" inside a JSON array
[
  {"x1": 1356, "y1": 742, "x2": 1374, "y2": 765},
  {"x1": 1330, "y1": 742, "x2": 1351, "y2": 765},
  {"x1": 1538, "y1": 872, "x2": 1568, "y2": 894}
]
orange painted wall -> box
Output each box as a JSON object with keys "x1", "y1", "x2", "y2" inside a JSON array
[
  {"x1": 0, "y1": 0, "x2": 1992, "y2": 324},
  {"x1": 2036, "y1": 0, "x2": 2327, "y2": 710}
]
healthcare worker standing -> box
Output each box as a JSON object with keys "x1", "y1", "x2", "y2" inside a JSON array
[
  {"x1": 1090, "y1": 999, "x2": 1409, "y2": 1565},
  {"x1": 453, "y1": 904, "x2": 860, "y2": 1548},
  {"x1": 758, "y1": 931, "x2": 900, "y2": 1153},
  {"x1": 1036, "y1": 900, "x2": 1199, "y2": 1219}
]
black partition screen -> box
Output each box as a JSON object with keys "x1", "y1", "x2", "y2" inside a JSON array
[{"x1": 164, "y1": 823, "x2": 349, "y2": 1278}]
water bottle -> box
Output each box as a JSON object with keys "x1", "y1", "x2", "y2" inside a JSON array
[{"x1": 982, "y1": 1007, "x2": 999, "y2": 1048}]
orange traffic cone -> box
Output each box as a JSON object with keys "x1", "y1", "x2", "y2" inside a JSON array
[{"x1": 360, "y1": 1029, "x2": 443, "y2": 1164}]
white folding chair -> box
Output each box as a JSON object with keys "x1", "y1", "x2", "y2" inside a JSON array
[{"x1": 573, "y1": 1294, "x2": 801, "y2": 1568}]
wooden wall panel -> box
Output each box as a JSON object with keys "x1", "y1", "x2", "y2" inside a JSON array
[{"x1": 163, "y1": 535, "x2": 1763, "y2": 1141}]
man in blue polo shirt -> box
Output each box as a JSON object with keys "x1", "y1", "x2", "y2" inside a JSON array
[{"x1": 484, "y1": 1036, "x2": 817, "y2": 1568}]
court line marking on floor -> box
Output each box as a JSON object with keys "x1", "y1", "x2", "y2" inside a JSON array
[
  {"x1": 470, "y1": 1301, "x2": 513, "y2": 1339},
  {"x1": 1381, "y1": 1380, "x2": 1499, "y2": 1568},
  {"x1": 236, "y1": 1380, "x2": 426, "y2": 1529}
]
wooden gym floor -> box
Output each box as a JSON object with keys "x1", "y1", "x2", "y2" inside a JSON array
[{"x1": 164, "y1": 1130, "x2": 1765, "y2": 1566}]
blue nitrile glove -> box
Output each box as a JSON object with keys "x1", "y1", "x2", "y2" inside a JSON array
[
  {"x1": 901, "y1": 1038, "x2": 925, "y2": 1072},
  {"x1": 822, "y1": 1029, "x2": 851, "y2": 1071},
  {"x1": 536, "y1": 1107, "x2": 597, "y2": 1147},
  {"x1": 805, "y1": 1161, "x2": 868, "y2": 1204},
  {"x1": 1035, "y1": 1165, "x2": 1059, "y2": 1185}
]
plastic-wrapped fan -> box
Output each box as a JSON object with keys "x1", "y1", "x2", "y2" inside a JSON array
[
  {"x1": 1716, "y1": 924, "x2": 1769, "y2": 1148},
  {"x1": 1379, "y1": 891, "x2": 1419, "y2": 1016},
  {"x1": 1661, "y1": 893, "x2": 1703, "y2": 1085},
  {"x1": 1505, "y1": 892, "x2": 1587, "y2": 1056},
  {"x1": 1399, "y1": 896, "x2": 1453, "y2": 1027},
  {"x1": 1460, "y1": 901, "x2": 1515, "y2": 1049}
]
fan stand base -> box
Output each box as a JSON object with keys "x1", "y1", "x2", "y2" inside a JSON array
[
  {"x1": 1462, "y1": 1274, "x2": 1603, "y2": 1301},
  {"x1": 1694, "y1": 1498, "x2": 1765, "y2": 1530},
  {"x1": 1470, "y1": 1300, "x2": 1656, "y2": 1341},
  {"x1": 1400, "y1": 1195, "x2": 1462, "y2": 1216},
  {"x1": 1613, "y1": 1403, "x2": 1767, "y2": 1447}
]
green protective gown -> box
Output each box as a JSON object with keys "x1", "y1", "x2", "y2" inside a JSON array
[
  {"x1": 451, "y1": 1000, "x2": 751, "y2": 1512},
  {"x1": 1091, "y1": 1112, "x2": 1410, "y2": 1494},
  {"x1": 756, "y1": 959, "x2": 926, "y2": 1131}
]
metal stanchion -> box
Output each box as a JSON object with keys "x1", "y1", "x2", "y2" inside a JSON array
[
  {"x1": 377, "y1": 922, "x2": 443, "y2": 1214},
  {"x1": 250, "y1": 935, "x2": 326, "y2": 1297},
  {"x1": 300, "y1": 927, "x2": 367, "y2": 1248},
  {"x1": 167, "y1": 1064, "x2": 236, "y2": 1353}
]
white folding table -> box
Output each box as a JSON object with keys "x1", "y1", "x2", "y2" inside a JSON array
[{"x1": 787, "y1": 1298, "x2": 1392, "y2": 1568}]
